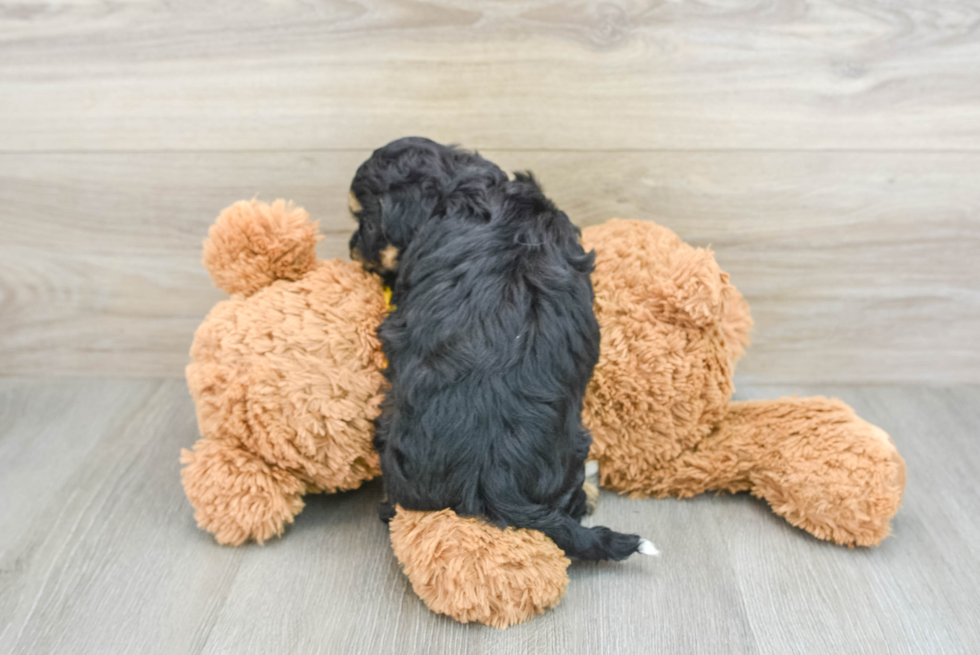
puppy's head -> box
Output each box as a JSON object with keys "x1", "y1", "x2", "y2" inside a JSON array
[{"x1": 349, "y1": 137, "x2": 506, "y2": 285}]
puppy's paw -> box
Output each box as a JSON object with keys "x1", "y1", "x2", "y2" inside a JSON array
[{"x1": 583, "y1": 481, "x2": 599, "y2": 515}]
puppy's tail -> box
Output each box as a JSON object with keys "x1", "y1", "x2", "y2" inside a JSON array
[{"x1": 489, "y1": 500, "x2": 658, "y2": 562}]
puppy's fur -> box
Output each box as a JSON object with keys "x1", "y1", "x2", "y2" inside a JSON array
[{"x1": 350, "y1": 138, "x2": 643, "y2": 561}]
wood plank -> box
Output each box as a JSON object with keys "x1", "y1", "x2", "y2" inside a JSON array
[
  {"x1": 1, "y1": 151, "x2": 977, "y2": 382},
  {"x1": 1, "y1": 379, "x2": 978, "y2": 653},
  {"x1": 2, "y1": 1, "x2": 980, "y2": 151},
  {"x1": 0, "y1": 379, "x2": 250, "y2": 654}
]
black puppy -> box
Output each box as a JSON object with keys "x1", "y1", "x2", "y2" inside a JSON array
[{"x1": 349, "y1": 138, "x2": 656, "y2": 561}]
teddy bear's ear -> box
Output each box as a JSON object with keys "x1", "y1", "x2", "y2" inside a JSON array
[
  {"x1": 202, "y1": 199, "x2": 322, "y2": 296},
  {"x1": 583, "y1": 218, "x2": 750, "y2": 337},
  {"x1": 660, "y1": 247, "x2": 728, "y2": 328}
]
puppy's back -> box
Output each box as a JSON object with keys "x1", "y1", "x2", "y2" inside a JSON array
[{"x1": 378, "y1": 176, "x2": 647, "y2": 561}]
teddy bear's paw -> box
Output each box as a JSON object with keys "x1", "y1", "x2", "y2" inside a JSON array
[
  {"x1": 180, "y1": 436, "x2": 307, "y2": 546},
  {"x1": 389, "y1": 507, "x2": 570, "y2": 629}
]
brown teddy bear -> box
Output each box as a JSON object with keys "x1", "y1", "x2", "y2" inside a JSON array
[
  {"x1": 181, "y1": 199, "x2": 906, "y2": 628},
  {"x1": 181, "y1": 199, "x2": 387, "y2": 546}
]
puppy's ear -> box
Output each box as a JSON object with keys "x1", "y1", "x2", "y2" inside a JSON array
[{"x1": 379, "y1": 185, "x2": 441, "y2": 246}]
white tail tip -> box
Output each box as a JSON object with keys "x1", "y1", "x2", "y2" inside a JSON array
[
  {"x1": 638, "y1": 539, "x2": 660, "y2": 557},
  {"x1": 584, "y1": 460, "x2": 599, "y2": 477}
]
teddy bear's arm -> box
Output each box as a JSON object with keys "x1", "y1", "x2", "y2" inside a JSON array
[{"x1": 180, "y1": 435, "x2": 307, "y2": 546}]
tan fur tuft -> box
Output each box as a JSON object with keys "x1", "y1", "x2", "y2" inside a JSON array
[
  {"x1": 380, "y1": 245, "x2": 399, "y2": 271},
  {"x1": 348, "y1": 190, "x2": 362, "y2": 215}
]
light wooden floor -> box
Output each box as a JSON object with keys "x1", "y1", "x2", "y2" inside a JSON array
[{"x1": 1, "y1": 379, "x2": 978, "y2": 654}]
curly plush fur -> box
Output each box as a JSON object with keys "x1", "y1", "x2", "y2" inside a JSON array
[
  {"x1": 582, "y1": 219, "x2": 905, "y2": 548},
  {"x1": 389, "y1": 506, "x2": 571, "y2": 628},
  {"x1": 582, "y1": 218, "x2": 749, "y2": 483},
  {"x1": 182, "y1": 200, "x2": 387, "y2": 545}
]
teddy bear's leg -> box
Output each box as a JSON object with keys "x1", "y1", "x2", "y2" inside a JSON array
[
  {"x1": 388, "y1": 507, "x2": 571, "y2": 629},
  {"x1": 650, "y1": 397, "x2": 906, "y2": 546},
  {"x1": 180, "y1": 435, "x2": 307, "y2": 546}
]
